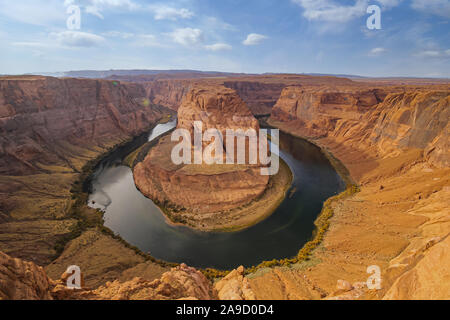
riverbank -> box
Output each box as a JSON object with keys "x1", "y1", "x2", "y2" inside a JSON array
[
  {"x1": 126, "y1": 126, "x2": 293, "y2": 232},
  {"x1": 211, "y1": 121, "x2": 359, "y2": 278},
  {"x1": 86, "y1": 118, "x2": 345, "y2": 273},
  {"x1": 45, "y1": 115, "x2": 179, "y2": 287},
  {"x1": 86, "y1": 118, "x2": 346, "y2": 276},
  {"x1": 150, "y1": 158, "x2": 293, "y2": 233},
  {"x1": 51, "y1": 115, "x2": 353, "y2": 284},
  {"x1": 129, "y1": 123, "x2": 295, "y2": 232}
]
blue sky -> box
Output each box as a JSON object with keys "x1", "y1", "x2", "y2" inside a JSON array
[{"x1": 0, "y1": 0, "x2": 449, "y2": 77}]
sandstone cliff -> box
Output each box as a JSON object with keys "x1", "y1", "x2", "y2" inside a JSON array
[
  {"x1": 0, "y1": 76, "x2": 166, "y2": 175},
  {"x1": 223, "y1": 81, "x2": 285, "y2": 115},
  {"x1": 0, "y1": 249, "x2": 265, "y2": 301},
  {"x1": 271, "y1": 85, "x2": 389, "y2": 137},
  {"x1": 176, "y1": 85, "x2": 260, "y2": 146},
  {"x1": 271, "y1": 86, "x2": 449, "y2": 168},
  {"x1": 141, "y1": 78, "x2": 285, "y2": 115},
  {"x1": 0, "y1": 251, "x2": 53, "y2": 300},
  {"x1": 368, "y1": 91, "x2": 449, "y2": 168},
  {"x1": 142, "y1": 79, "x2": 194, "y2": 111},
  {"x1": 0, "y1": 76, "x2": 172, "y2": 267},
  {"x1": 135, "y1": 85, "x2": 267, "y2": 215},
  {"x1": 258, "y1": 84, "x2": 450, "y2": 300},
  {"x1": 132, "y1": 85, "x2": 286, "y2": 231},
  {"x1": 121, "y1": 74, "x2": 359, "y2": 117},
  {"x1": 1, "y1": 74, "x2": 448, "y2": 300},
  {"x1": 0, "y1": 250, "x2": 216, "y2": 300}
]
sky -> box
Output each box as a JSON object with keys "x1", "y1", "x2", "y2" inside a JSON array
[{"x1": 0, "y1": 0, "x2": 449, "y2": 77}]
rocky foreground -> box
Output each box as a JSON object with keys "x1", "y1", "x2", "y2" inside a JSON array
[
  {"x1": 1, "y1": 249, "x2": 259, "y2": 300},
  {"x1": 0, "y1": 74, "x2": 448, "y2": 300}
]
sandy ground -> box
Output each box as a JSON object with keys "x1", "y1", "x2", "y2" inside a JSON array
[{"x1": 246, "y1": 125, "x2": 450, "y2": 300}]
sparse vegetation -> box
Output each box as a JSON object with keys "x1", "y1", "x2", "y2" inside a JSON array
[
  {"x1": 63, "y1": 116, "x2": 360, "y2": 282},
  {"x1": 200, "y1": 183, "x2": 361, "y2": 280},
  {"x1": 200, "y1": 126, "x2": 361, "y2": 280},
  {"x1": 56, "y1": 117, "x2": 178, "y2": 270}
]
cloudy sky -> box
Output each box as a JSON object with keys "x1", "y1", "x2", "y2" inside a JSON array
[{"x1": 0, "y1": 0, "x2": 449, "y2": 77}]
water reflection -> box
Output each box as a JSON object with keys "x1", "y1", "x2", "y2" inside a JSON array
[{"x1": 88, "y1": 121, "x2": 345, "y2": 269}]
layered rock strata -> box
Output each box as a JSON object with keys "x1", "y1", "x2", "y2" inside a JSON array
[
  {"x1": 1, "y1": 74, "x2": 448, "y2": 300},
  {"x1": 133, "y1": 85, "x2": 290, "y2": 231},
  {"x1": 271, "y1": 86, "x2": 449, "y2": 169},
  {"x1": 0, "y1": 76, "x2": 167, "y2": 175},
  {"x1": 0, "y1": 76, "x2": 172, "y2": 267},
  {"x1": 251, "y1": 85, "x2": 450, "y2": 300},
  {"x1": 0, "y1": 250, "x2": 216, "y2": 300}
]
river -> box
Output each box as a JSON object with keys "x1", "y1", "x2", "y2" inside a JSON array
[{"x1": 88, "y1": 119, "x2": 345, "y2": 270}]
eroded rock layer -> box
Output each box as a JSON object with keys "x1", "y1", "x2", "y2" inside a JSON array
[
  {"x1": 271, "y1": 86, "x2": 449, "y2": 168},
  {"x1": 142, "y1": 79, "x2": 193, "y2": 111},
  {"x1": 0, "y1": 76, "x2": 172, "y2": 266},
  {"x1": 0, "y1": 76, "x2": 167, "y2": 175},
  {"x1": 133, "y1": 85, "x2": 287, "y2": 230},
  {"x1": 0, "y1": 250, "x2": 217, "y2": 300},
  {"x1": 259, "y1": 84, "x2": 450, "y2": 300},
  {"x1": 0, "y1": 74, "x2": 449, "y2": 300},
  {"x1": 134, "y1": 74, "x2": 360, "y2": 115}
]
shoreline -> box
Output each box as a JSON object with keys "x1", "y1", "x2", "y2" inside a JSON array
[
  {"x1": 134, "y1": 156, "x2": 294, "y2": 233},
  {"x1": 248, "y1": 119, "x2": 450, "y2": 299},
  {"x1": 79, "y1": 116, "x2": 356, "y2": 278},
  {"x1": 266, "y1": 118, "x2": 355, "y2": 185},
  {"x1": 233, "y1": 119, "x2": 359, "y2": 277},
  {"x1": 66, "y1": 115, "x2": 180, "y2": 268},
  {"x1": 128, "y1": 118, "x2": 295, "y2": 233}
]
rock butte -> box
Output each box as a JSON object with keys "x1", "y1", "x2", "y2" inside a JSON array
[
  {"x1": 0, "y1": 74, "x2": 449, "y2": 300},
  {"x1": 133, "y1": 85, "x2": 291, "y2": 231}
]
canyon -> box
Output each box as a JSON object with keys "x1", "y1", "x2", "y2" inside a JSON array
[
  {"x1": 0, "y1": 73, "x2": 448, "y2": 300},
  {"x1": 0, "y1": 75, "x2": 175, "y2": 282}
]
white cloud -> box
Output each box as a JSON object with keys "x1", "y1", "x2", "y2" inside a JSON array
[
  {"x1": 292, "y1": 0, "x2": 403, "y2": 23},
  {"x1": 369, "y1": 47, "x2": 387, "y2": 56},
  {"x1": 204, "y1": 17, "x2": 236, "y2": 31},
  {"x1": 50, "y1": 31, "x2": 105, "y2": 47},
  {"x1": 204, "y1": 43, "x2": 232, "y2": 51},
  {"x1": 12, "y1": 42, "x2": 50, "y2": 48},
  {"x1": 32, "y1": 50, "x2": 45, "y2": 58},
  {"x1": 420, "y1": 50, "x2": 441, "y2": 57},
  {"x1": 64, "y1": 0, "x2": 139, "y2": 19},
  {"x1": 101, "y1": 32, "x2": 166, "y2": 47},
  {"x1": 66, "y1": 1, "x2": 194, "y2": 21},
  {"x1": 102, "y1": 31, "x2": 134, "y2": 39},
  {"x1": 0, "y1": 0, "x2": 66, "y2": 26},
  {"x1": 291, "y1": 0, "x2": 368, "y2": 23},
  {"x1": 168, "y1": 28, "x2": 204, "y2": 46},
  {"x1": 242, "y1": 33, "x2": 268, "y2": 46},
  {"x1": 85, "y1": 5, "x2": 104, "y2": 19},
  {"x1": 416, "y1": 49, "x2": 450, "y2": 58},
  {"x1": 377, "y1": 0, "x2": 403, "y2": 8},
  {"x1": 134, "y1": 34, "x2": 166, "y2": 47},
  {"x1": 411, "y1": 0, "x2": 450, "y2": 18},
  {"x1": 148, "y1": 5, "x2": 194, "y2": 20},
  {"x1": 13, "y1": 32, "x2": 106, "y2": 49}
]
